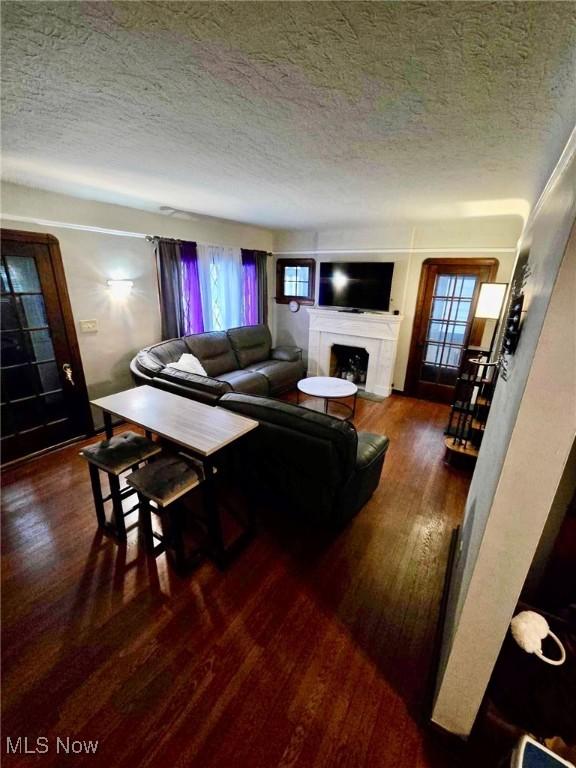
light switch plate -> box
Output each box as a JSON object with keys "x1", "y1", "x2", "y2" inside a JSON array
[{"x1": 80, "y1": 319, "x2": 98, "y2": 333}]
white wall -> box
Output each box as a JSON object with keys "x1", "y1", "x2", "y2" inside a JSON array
[
  {"x1": 1, "y1": 182, "x2": 274, "y2": 423},
  {"x1": 273, "y1": 218, "x2": 519, "y2": 390},
  {"x1": 432, "y1": 135, "x2": 576, "y2": 736}
]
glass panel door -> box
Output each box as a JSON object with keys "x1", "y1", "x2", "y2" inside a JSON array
[
  {"x1": 1, "y1": 232, "x2": 91, "y2": 462},
  {"x1": 1, "y1": 253, "x2": 67, "y2": 447},
  {"x1": 421, "y1": 274, "x2": 477, "y2": 386},
  {"x1": 406, "y1": 258, "x2": 499, "y2": 403}
]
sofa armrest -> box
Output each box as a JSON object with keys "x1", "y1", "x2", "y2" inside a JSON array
[
  {"x1": 130, "y1": 355, "x2": 153, "y2": 383},
  {"x1": 334, "y1": 431, "x2": 389, "y2": 526},
  {"x1": 155, "y1": 367, "x2": 232, "y2": 397},
  {"x1": 271, "y1": 346, "x2": 302, "y2": 362},
  {"x1": 356, "y1": 432, "x2": 389, "y2": 470}
]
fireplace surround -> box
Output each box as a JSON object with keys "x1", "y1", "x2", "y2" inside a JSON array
[{"x1": 306, "y1": 308, "x2": 403, "y2": 397}]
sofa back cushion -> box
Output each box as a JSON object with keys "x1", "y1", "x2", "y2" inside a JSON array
[
  {"x1": 135, "y1": 338, "x2": 190, "y2": 376},
  {"x1": 218, "y1": 394, "x2": 358, "y2": 518},
  {"x1": 227, "y1": 324, "x2": 271, "y2": 369},
  {"x1": 184, "y1": 331, "x2": 238, "y2": 376}
]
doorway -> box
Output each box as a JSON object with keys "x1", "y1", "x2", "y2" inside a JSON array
[
  {"x1": 1, "y1": 229, "x2": 92, "y2": 463},
  {"x1": 405, "y1": 258, "x2": 499, "y2": 402}
]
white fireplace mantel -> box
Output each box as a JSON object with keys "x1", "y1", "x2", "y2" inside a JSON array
[{"x1": 306, "y1": 308, "x2": 403, "y2": 397}]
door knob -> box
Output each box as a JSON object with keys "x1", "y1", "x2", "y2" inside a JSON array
[{"x1": 63, "y1": 363, "x2": 75, "y2": 386}]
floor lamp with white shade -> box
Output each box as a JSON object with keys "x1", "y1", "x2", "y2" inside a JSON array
[{"x1": 474, "y1": 282, "x2": 509, "y2": 360}]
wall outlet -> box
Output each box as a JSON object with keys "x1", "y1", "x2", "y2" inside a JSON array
[{"x1": 80, "y1": 319, "x2": 98, "y2": 333}]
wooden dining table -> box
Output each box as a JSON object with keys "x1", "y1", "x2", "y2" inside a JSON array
[{"x1": 91, "y1": 385, "x2": 259, "y2": 567}]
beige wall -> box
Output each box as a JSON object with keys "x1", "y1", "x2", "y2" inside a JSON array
[
  {"x1": 273, "y1": 220, "x2": 519, "y2": 389},
  {"x1": 1, "y1": 182, "x2": 274, "y2": 423},
  {"x1": 433, "y1": 135, "x2": 576, "y2": 736},
  {"x1": 2, "y1": 182, "x2": 521, "y2": 408}
]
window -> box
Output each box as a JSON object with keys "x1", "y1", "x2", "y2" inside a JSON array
[
  {"x1": 275, "y1": 258, "x2": 315, "y2": 305},
  {"x1": 194, "y1": 246, "x2": 268, "y2": 332},
  {"x1": 196, "y1": 244, "x2": 244, "y2": 331},
  {"x1": 155, "y1": 238, "x2": 268, "y2": 339}
]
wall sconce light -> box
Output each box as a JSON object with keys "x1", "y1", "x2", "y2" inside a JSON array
[{"x1": 107, "y1": 279, "x2": 133, "y2": 297}]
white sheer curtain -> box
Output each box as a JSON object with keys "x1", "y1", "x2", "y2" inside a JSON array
[{"x1": 197, "y1": 244, "x2": 243, "y2": 331}]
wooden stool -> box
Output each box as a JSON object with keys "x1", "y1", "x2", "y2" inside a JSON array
[
  {"x1": 126, "y1": 454, "x2": 202, "y2": 571},
  {"x1": 80, "y1": 431, "x2": 162, "y2": 540}
]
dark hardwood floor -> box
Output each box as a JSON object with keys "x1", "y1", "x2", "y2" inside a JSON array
[{"x1": 2, "y1": 393, "x2": 472, "y2": 768}]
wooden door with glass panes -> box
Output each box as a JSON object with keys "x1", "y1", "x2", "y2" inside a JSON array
[
  {"x1": 405, "y1": 258, "x2": 499, "y2": 403},
  {"x1": 1, "y1": 230, "x2": 92, "y2": 463}
]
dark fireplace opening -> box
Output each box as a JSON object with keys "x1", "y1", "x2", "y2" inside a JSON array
[{"x1": 329, "y1": 344, "x2": 369, "y2": 388}]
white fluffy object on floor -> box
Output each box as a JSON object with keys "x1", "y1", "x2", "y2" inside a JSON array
[{"x1": 510, "y1": 610, "x2": 566, "y2": 666}]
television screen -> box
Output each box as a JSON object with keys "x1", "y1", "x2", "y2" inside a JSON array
[{"x1": 318, "y1": 262, "x2": 394, "y2": 312}]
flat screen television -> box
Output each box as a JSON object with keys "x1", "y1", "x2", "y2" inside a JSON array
[{"x1": 318, "y1": 261, "x2": 394, "y2": 312}]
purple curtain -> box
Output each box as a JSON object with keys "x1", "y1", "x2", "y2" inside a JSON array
[
  {"x1": 242, "y1": 250, "x2": 258, "y2": 326},
  {"x1": 241, "y1": 249, "x2": 268, "y2": 325},
  {"x1": 181, "y1": 241, "x2": 204, "y2": 335},
  {"x1": 156, "y1": 240, "x2": 265, "y2": 336}
]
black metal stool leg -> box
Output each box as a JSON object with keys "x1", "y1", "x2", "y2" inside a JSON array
[
  {"x1": 109, "y1": 474, "x2": 127, "y2": 540},
  {"x1": 103, "y1": 412, "x2": 113, "y2": 440},
  {"x1": 88, "y1": 463, "x2": 106, "y2": 529},
  {"x1": 137, "y1": 492, "x2": 155, "y2": 551},
  {"x1": 167, "y1": 503, "x2": 187, "y2": 572},
  {"x1": 202, "y1": 459, "x2": 227, "y2": 569}
]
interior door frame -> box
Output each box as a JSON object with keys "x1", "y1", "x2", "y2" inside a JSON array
[
  {"x1": 405, "y1": 257, "x2": 500, "y2": 399},
  {"x1": 1, "y1": 229, "x2": 93, "y2": 462}
]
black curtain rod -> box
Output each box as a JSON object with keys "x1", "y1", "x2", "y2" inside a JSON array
[
  {"x1": 146, "y1": 235, "x2": 187, "y2": 243},
  {"x1": 148, "y1": 236, "x2": 272, "y2": 255}
]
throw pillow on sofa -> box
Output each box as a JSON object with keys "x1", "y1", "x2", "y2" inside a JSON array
[{"x1": 166, "y1": 353, "x2": 207, "y2": 376}]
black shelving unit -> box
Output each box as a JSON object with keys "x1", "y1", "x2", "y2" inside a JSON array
[{"x1": 445, "y1": 347, "x2": 498, "y2": 461}]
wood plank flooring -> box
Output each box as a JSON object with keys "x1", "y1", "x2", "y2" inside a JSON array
[{"x1": 2, "y1": 393, "x2": 471, "y2": 768}]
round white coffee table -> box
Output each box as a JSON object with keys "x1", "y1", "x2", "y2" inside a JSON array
[{"x1": 296, "y1": 376, "x2": 358, "y2": 420}]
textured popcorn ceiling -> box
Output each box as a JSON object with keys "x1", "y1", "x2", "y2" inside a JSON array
[{"x1": 2, "y1": 2, "x2": 575, "y2": 229}]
